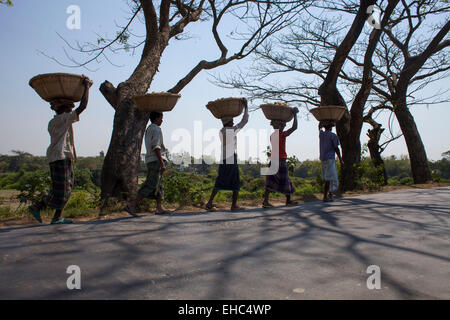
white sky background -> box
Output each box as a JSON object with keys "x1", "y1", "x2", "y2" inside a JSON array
[{"x1": 0, "y1": 0, "x2": 448, "y2": 162}]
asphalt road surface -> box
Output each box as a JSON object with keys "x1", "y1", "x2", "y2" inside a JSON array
[{"x1": 1, "y1": 187, "x2": 449, "y2": 299}]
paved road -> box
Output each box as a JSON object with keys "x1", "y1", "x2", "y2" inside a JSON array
[{"x1": 1, "y1": 187, "x2": 449, "y2": 299}]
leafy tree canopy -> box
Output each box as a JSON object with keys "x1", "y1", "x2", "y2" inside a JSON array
[{"x1": 0, "y1": 1, "x2": 13, "y2": 6}]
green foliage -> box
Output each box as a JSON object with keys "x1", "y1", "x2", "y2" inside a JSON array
[
  {"x1": 387, "y1": 178, "x2": 401, "y2": 186},
  {"x1": 12, "y1": 170, "x2": 51, "y2": 205},
  {"x1": 240, "y1": 162, "x2": 264, "y2": 178},
  {"x1": 294, "y1": 183, "x2": 316, "y2": 196},
  {"x1": 164, "y1": 171, "x2": 207, "y2": 206},
  {"x1": 384, "y1": 155, "x2": 411, "y2": 179},
  {"x1": 0, "y1": 151, "x2": 46, "y2": 173},
  {"x1": 356, "y1": 158, "x2": 386, "y2": 191},
  {"x1": 74, "y1": 168, "x2": 99, "y2": 193},
  {"x1": 291, "y1": 176, "x2": 321, "y2": 196},
  {"x1": 0, "y1": 206, "x2": 29, "y2": 220},
  {"x1": 214, "y1": 191, "x2": 233, "y2": 202},
  {"x1": 65, "y1": 190, "x2": 98, "y2": 210},
  {"x1": 241, "y1": 176, "x2": 265, "y2": 192},
  {"x1": 292, "y1": 160, "x2": 322, "y2": 178},
  {"x1": 0, "y1": 151, "x2": 449, "y2": 219},
  {"x1": 238, "y1": 190, "x2": 264, "y2": 200},
  {"x1": 75, "y1": 156, "x2": 104, "y2": 171},
  {"x1": 387, "y1": 176, "x2": 414, "y2": 186},
  {"x1": 0, "y1": 152, "x2": 104, "y2": 174},
  {"x1": 0, "y1": 206, "x2": 13, "y2": 219},
  {"x1": 442, "y1": 150, "x2": 450, "y2": 160},
  {"x1": 0, "y1": 171, "x2": 25, "y2": 189},
  {"x1": 287, "y1": 155, "x2": 300, "y2": 175},
  {"x1": 399, "y1": 177, "x2": 414, "y2": 186},
  {"x1": 315, "y1": 172, "x2": 324, "y2": 190},
  {"x1": 0, "y1": 0, "x2": 13, "y2": 6},
  {"x1": 430, "y1": 158, "x2": 450, "y2": 179}
]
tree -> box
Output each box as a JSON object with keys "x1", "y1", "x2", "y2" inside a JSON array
[
  {"x1": 8, "y1": 150, "x2": 33, "y2": 172},
  {"x1": 0, "y1": 0, "x2": 13, "y2": 6},
  {"x1": 55, "y1": 1, "x2": 311, "y2": 201},
  {"x1": 342, "y1": 0, "x2": 450, "y2": 184},
  {"x1": 217, "y1": 0, "x2": 389, "y2": 190},
  {"x1": 443, "y1": 151, "x2": 450, "y2": 160},
  {"x1": 363, "y1": 104, "x2": 402, "y2": 185},
  {"x1": 317, "y1": 0, "x2": 399, "y2": 191},
  {"x1": 216, "y1": 0, "x2": 449, "y2": 188}
]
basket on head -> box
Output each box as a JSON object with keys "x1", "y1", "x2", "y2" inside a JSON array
[
  {"x1": 319, "y1": 120, "x2": 336, "y2": 128},
  {"x1": 206, "y1": 97, "x2": 245, "y2": 120},
  {"x1": 29, "y1": 73, "x2": 89, "y2": 102},
  {"x1": 309, "y1": 105, "x2": 346, "y2": 121},
  {"x1": 270, "y1": 119, "x2": 287, "y2": 129},
  {"x1": 260, "y1": 102, "x2": 294, "y2": 122},
  {"x1": 132, "y1": 92, "x2": 181, "y2": 112}
]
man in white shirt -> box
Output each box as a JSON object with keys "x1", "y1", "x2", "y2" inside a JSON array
[
  {"x1": 124, "y1": 111, "x2": 169, "y2": 216},
  {"x1": 28, "y1": 76, "x2": 92, "y2": 224},
  {"x1": 205, "y1": 99, "x2": 249, "y2": 212}
]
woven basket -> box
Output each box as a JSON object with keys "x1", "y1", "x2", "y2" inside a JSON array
[
  {"x1": 132, "y1": 93, "x2": 181, "y2": 112},
  {"x1": 309, "y1": 105, "x2": 346, "y2": 121},
  {"x1": 260, "y1": 103, "x2": 294, "y2": 122},
  {"x1": 29, "y1": 73, "x2": 88, "y2": 102},
  {"x1": 206, "y1": 97, "x2": 245, "y2": 119}
]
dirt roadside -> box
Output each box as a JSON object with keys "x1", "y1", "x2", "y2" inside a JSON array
[{"x1": 1, "y1": 182, "x2": 449, "y2": 229}]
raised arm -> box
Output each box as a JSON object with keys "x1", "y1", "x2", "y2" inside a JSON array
[
  {"x1": 75, "y1": 76, "x2": 93, "y2": 116},
  {"x1": 234, "y1": 99, "x2": 249, "y2": 131},
  {"x1": 285, "y1": 107, "x2": 299, "y2": 136}
]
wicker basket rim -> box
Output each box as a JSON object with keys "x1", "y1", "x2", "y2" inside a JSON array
[
  {"x1": 134, "y1": 93, "x2": 181, "y2": 99},
  {"x1": 260, "y1": 103, "x2": 291, "y2": 108},
  {"x1": 311, "y1": 105, "x2": 346, "y2": 109},
  {"x1": 29, "y1": 73, "x2": 84, "y2": 87},
  {"x1": 206, "y1": 97, "x2": 245, "y2": 106}
]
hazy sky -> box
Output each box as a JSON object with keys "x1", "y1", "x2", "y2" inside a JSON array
[{"x1": 0, "y1": 0, "x2": 449, "y2": 162}]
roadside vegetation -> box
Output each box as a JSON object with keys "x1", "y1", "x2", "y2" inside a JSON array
[{"x1": 0, "y1": 151, "x2": 449, "y2": 225}]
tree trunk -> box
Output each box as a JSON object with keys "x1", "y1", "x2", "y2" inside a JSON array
[
  {"x1": 317, "y1": 0, "x2": 378, "y2": 192},
  {"x1": 336, "y1": 112, "x2": 362, "y2": 191},
  {"x1": 100, "y1": 37, "x2": 168, "y2": 201},
  {"x1": 100, "y1": 97, "x2": 150, "y2": 200},
  {"x1": 367, "y1": 126, "x2": 388, "y2": 185},
  {"x1": 338, "y1": 0, "x2": 399, "y2": 191},
  {"x1": 393, "y1": 95, "x2": 432, "y2": 183}
]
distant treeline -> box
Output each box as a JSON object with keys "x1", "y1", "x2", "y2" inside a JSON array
[
  {"x1": 0, "y1": 151, "x2": 448, "y2": 211},
  {"x1": 1, "y1": 150, "x2": 449, "y2": 181}
]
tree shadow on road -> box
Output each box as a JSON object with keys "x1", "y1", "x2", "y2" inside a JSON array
[{"x1": 0, "y1": 188, "x2": 449, "y2": 299}]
